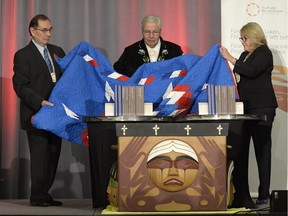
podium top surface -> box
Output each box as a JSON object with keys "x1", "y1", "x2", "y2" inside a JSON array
[{"x1": 84, "y1": 114, "x2": 266, "y2": 123}]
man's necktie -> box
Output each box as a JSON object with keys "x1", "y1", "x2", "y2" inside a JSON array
[{"x1": 43, "y1": 47, "x2": 53, "y2": 73}]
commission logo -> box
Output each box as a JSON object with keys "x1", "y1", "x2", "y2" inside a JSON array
[{"x1": 246, "y1": 3, "x2": 260, "y2": 16}]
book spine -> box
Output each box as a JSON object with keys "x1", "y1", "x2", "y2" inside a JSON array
[
  {"x1": 227, "y1": 86, "x2": 236, "y2": 114},
  {"x1": 136, "y1": 86, "x2": 145, "y2": 116},
  {"x1": 207, "y1": 84, "x2": 216, "y2": 115},
  {"x1": 122, "y1": 86, "x2": 129, "y2": 116}
]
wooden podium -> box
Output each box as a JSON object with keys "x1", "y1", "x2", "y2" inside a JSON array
[
  {"x1": 116, "y1": 122, "x2": 228, "y2": 211},
  {"x1": 84, "y1": 115, "x2": 266, "y2": 210}
]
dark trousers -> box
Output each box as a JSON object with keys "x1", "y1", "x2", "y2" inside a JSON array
[
  {"x1": 27, "y1": 129, "x2": 62, "y2": 202},
  {"x1": 233, "y1": 107, "x2": 276, "y2": 201}
]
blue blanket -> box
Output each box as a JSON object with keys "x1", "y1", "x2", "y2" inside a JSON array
[{"x1": 32, "y1": 41, "x2": 236, "y2": 145}]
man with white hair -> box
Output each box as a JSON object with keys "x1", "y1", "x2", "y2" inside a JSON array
[{"x1": 113, "y1": 15, "x2": 183, "y2": 77}]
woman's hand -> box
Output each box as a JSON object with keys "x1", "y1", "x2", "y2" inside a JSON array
[{"x1": 220, "y1": 47, "x2": 237, "y2": 65}]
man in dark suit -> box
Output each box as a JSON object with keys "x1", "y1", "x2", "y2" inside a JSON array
[
  {"x1": 113, "y1": 15, "x2": 183, "y2": 77},
  {"x1": 12, "y1": 14, "x2": 65, "y2": 207}
]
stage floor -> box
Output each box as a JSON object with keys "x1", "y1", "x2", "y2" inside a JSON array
[
  {"x1": 0, "y1": 199, "x2": 100, "y2": 216},
  {"x1": 0, "y1": 199, "x2": 283, "y2": 216}
]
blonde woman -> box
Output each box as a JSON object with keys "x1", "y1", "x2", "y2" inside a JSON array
[{"x1": 220, "y1": 22, "x2": 277, "y2": 208}]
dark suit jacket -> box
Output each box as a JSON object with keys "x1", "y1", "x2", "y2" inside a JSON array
[
  {"x1": 13, "y1": 40, "x2": 65, "y2": 131},
  {"x1": 113, "y1": 37, "x2": 183, "y2": 77},
  {"x1": 234, "y1": 45, "x2": 277, "y2": 110}
]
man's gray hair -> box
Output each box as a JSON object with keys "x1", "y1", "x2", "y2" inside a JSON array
[{"x1": 141, "y1": 15, "x2": 162, "y2": 30}]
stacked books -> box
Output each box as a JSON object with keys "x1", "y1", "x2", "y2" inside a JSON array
[
  {"x1": 114, "y1": 85, "x2": 145, "y2": 116},
  {"x1": 206, "y1": 84, "x2": 237, "y2": 115}
]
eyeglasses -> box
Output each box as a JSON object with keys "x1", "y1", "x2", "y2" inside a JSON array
[
  {"x1": 143, "y1": 30, "x2": 160, "y2": 35},
  {"x1": 239, "y1": 36, "x2": 248, "y2": 42},
  {"x1": 35, "y1": 27, "x2": 53, "y2": 34}
]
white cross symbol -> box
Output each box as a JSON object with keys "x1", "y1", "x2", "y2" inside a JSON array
[
  {"x1": 153, "y1": 124, "x2": 160, "y2": 135},
  {"x1": 184, "y1": 125, "x2": 191, "y2": 135},
  {"x1": 121, "y1": 125, "x2": 128, "y2": 135},
  {"x1": 217, "y1": 124, "x2": 223, "y2": 135}
]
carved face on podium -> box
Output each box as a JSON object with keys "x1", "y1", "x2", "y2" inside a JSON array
[{"x1": 147, "y1": 139, "x2": 199, "y2": 192}]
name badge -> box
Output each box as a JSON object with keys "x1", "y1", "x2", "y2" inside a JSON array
[{"x1": 51, "y1": 72, "x2": 57, "y2": 83}]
